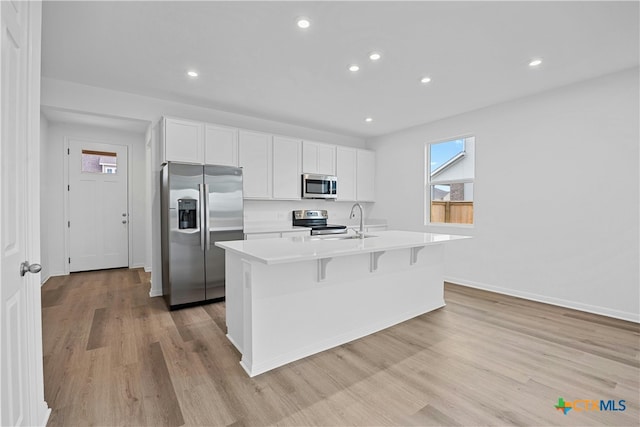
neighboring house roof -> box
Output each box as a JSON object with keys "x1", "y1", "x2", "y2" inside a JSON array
[
  {"x1": 99, "y1": 156, "x2": 116, "y2": 166},
  {"x1": 432, "y1": 187, "x2": 449, "y2": 200},
  {"x1": 431, "y1": 151, "x2": 465, "y2": 178}
]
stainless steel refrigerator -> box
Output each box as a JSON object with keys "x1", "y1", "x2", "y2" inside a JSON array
[{"x1": 161, "y1": 162, "x2": 243, "y2": 309}]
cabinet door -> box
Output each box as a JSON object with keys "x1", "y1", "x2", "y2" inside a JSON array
[
  {"x1": 302, "y1": 141, "x2": 336, "y2": 175},
  {"x1": 317, "y1": 143, "x2": 336, "y2": 175},
  {"x1": 273, "y1": 136, "x2": 301, "y2": 199},
  {"x1": 205, "y1": 124, "x2": 238, "y2": 166},
  {"x1": 336, "y1": 146, "x2": 357, "y2": 201},
  {"x1": 302, "y1": 141, "x2": 318, "y2": 173},
  {"x1": 356, "y1": 149, "x2": 376, "y2": 201},
  {"x1": 164, "y1": 117, "x2": 204, "y2": 164},
  {"x1": 238, "y1": 130, "x2": 272, "y2": 199}
]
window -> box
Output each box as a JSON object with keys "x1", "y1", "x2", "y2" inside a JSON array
[
  {"x1": 426, "y1": 136, "x2": 475, "y2": 225},
  {"x1": 81, "y1": 149, "x2": 118, "y2": 174}
]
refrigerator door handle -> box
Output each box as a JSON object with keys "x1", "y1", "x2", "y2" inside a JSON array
[
  {"x1": 205, "y1": 183, "x2": 211, "y2": 250},
  {"x1": 199, "y1": 183, "x2": 206, "y2": 251}
]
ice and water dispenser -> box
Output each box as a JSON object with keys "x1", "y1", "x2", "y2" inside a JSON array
[{"x1": 178, "y1": 199, "x2": 197, "y2": 229}]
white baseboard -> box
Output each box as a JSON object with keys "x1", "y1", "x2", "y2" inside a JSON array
[
  {"x1": 149, "y1": 289, "x2": 163, "y2": 297},
  {"x1": 37, "y1": 401, "x2": 51, "y2": 427},
  {"x1": 445, "y1": 276, "x2": 640, "y2": 323},
  {"x1": 144, "y1": 265, "x2": 151, "y2": 273},
  {"x1": 40, "y1": 271, "x2": 67, "y2": 286}
]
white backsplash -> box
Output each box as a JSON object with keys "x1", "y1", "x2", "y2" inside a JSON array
[{"x1": 243, "y1": 199, "x2": 376, "y2": 227}]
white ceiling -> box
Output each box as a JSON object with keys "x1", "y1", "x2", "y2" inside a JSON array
[{"x1": 41, "y1": 1, "x2": 639, "y2": 138}]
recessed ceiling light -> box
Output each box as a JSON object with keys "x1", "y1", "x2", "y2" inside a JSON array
[
  {"x1": 420, "y1": 76, "x2": 431, "y2": 84},
  {"x1": 365, "y1": 117, "x2": 373, "y2": 123},
  {"x1": 529, "y1": 58, "x2": 542, "y2": 67},
  {"x1": 369, "y1": 52, "x2": 381, "y2": 61},
  {"x1": 296, "y1": 17, "x2": 310, "y2": 29},
  {"x1": 187, "y1": 70, "x2": 198, "y2": 78},
  {"x1": 349, "y1": 64, "x2": 360, "y2": 72}
]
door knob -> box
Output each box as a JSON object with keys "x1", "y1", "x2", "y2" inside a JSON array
[
  {"x1": 122, "y1": 220, "x2": 127, "y2": 224},
  {"x1": 20, "y1": 261, "x2": 42, "y2": 277}
]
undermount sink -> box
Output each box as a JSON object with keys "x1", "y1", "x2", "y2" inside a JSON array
[{"x1": 310, "y1": 234, "x2": 377, "y2": 241}]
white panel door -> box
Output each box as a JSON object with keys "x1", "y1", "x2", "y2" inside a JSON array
[
  {"x1": 357, "y1": 149, "x2": 376, "y2": 201},
  {"x1": 1, "y1": 1, "x2": 49, "y2": 426},
  {"x1": 238, "y1": 130, "x2": 272, "y2": 199},
  {"x1": 336, "y1": 146, "x2": 357, "y2": 201},
  {"x1": 316, "y1": 143, "x2": 336, "y2": 176},
  {"x1": 205, "y1": 124, "x2": 238, "y2": 166},
  {"x1": 272, "y1": 136, "x2": 301, "y2": 199},
  {"x1": 163, "y1": 117, "x2": 204, "y2": 164},
  {"x1": 68, "y1": 140, "x2": 129, "y2": 272}
]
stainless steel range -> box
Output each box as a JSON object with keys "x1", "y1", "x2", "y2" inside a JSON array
[{"x1": 292, "y1": 210, "x2": 347, "y2": 235}]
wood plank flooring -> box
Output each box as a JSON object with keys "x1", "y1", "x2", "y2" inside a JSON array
[{"x1": 42, "y1": 268, "x2": 639, "y2": 426}]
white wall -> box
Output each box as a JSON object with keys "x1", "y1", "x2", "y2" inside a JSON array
[
  {"x1": 41, "y1": 122, "x2": 147, "y2": 277},
  {"x1": 368, "y1": 68, "x2": 639, "y2": 322}
]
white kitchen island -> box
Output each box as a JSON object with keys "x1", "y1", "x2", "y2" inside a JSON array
[{"x1": 215, "y1": 230, "x2": 470, "y2": 377}]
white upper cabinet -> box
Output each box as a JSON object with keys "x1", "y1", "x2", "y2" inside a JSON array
[
  {"x1": 163, "y1": 117, "x2": 204, "y2": 164},
  {"x1": 272, "y1": 136, "x2": 302, "y2": 200},
  {"x1": 356, "y1": 149, "x2": 376, "y2": 202},
  {"x1": 302, "y1": 141, "x2": 336, "y2": 175},
  {"x1": 336, "y1": 146, "x2": 357, "y2": 201},
  {"x1": 205, "y1": 124, "x2": 238, "y2": 166},
  {"x1": 238, "y1": 130, "x2": 272, "y2": 199}
]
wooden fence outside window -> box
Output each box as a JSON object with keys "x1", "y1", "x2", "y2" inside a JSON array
[{"x1": 430, "y1": 201, "x2": 473, "y2": 224}]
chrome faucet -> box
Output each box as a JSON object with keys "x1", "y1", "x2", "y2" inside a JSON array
[{"x1": 350, "y1": 203, "x2": 365, "y2": 238}]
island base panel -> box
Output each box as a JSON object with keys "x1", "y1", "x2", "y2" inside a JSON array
[{"x1": 226, "y1": 244, "x2": 445, "y2": 377}]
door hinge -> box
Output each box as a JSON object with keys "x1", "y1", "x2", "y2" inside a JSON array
[
  {"x1": 67, "y1": 148, "x2": 70, "y2": 155},
  {"x1": 67, "y1": 221, "x2": 70, "y2": 228},
  {"x1": 67, "y1": 185, "x2": 70, "y2": 191},
  {"x1": 68, "y1": 257, "x2": 71, "y2": 264}
]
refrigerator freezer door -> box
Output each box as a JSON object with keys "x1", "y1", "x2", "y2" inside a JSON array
[
  {"x1": 205, "y1": 165, "x2": 244, "y2": 231},
  {"x1": 167, "y1": 163, "x2": 206, "y2": 306},
  {"x1": 205, "y1": 165, "x2": 244, "y2": 300}
]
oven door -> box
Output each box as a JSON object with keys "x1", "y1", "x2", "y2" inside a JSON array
[{"x1": 302, "y1": 174, "x2": 337, "y2": 199}]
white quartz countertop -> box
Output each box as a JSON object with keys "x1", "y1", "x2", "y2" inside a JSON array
[
  {"x1": 216, "y1": 230, "x2": 471, "y2": 265},
  {"x1": 243, "y1": 224, "x2": 311, "y2": 234}
]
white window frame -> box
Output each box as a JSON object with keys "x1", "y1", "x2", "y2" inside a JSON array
[{"x1": 425, "y1": 135, "x2": 475, "y2": 227}]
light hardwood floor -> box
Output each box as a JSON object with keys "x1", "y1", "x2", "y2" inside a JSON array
[{"x1": 42, "y1": 268, "x2": 639, "y2": 426}]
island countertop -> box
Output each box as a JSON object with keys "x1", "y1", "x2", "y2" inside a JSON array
[{"x1": 215, "y1": 230, "x2": 470, "y2": 265}]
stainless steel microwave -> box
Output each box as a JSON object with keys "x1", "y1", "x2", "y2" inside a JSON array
[{"x1": 301, "y1": 174, "x2": 337, "y2": 199}]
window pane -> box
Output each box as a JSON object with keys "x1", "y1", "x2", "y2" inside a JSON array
[
  {"x1": 430, "y1": 183, "x2": 473, "y2": 224},
  {"x1": 430, "y1": 137, "x2": 474, "y2": 181},
  {"x1": 430, "y1": 139, "x2": 465, "y2": 174},
  {"x1": 81, "y1": 150, "x2": 117, "y2": 174}
]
